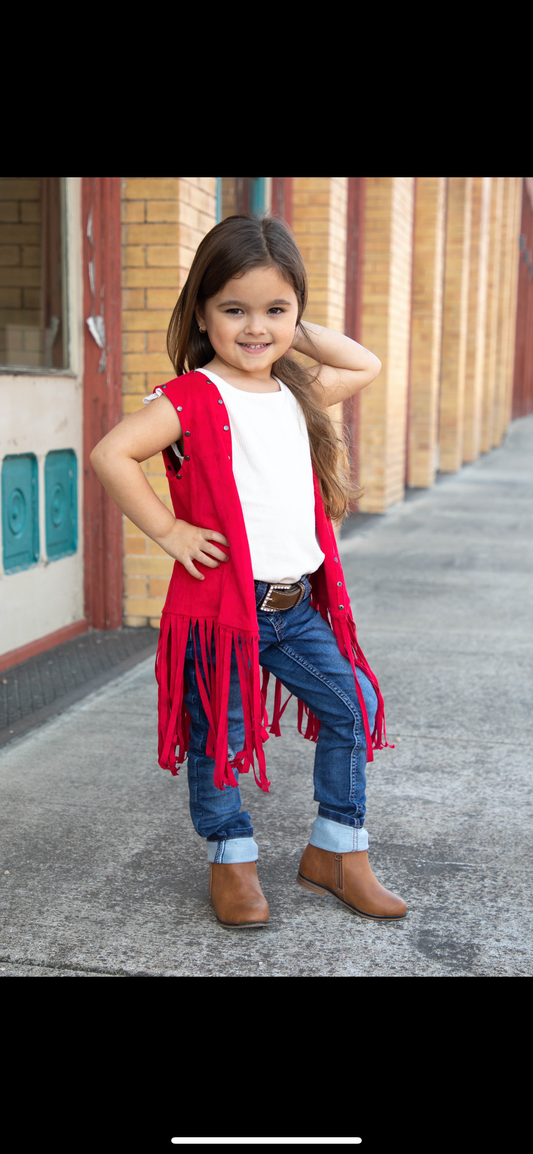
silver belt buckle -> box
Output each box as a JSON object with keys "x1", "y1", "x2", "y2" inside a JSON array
[
  {"x1": 293, "y1": 580, "x2": 306, "y2": 608},
  {"x1": 260, "y1": 581, "x2": 305, "y2": 612}
]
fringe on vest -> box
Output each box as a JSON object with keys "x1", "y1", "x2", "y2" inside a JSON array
[
  {"x1": 156, "y1": 614, "x2": 271, "y2": 792},
  {"x1": 155, "y1": 586, "x2": 391, "y2": 795}
]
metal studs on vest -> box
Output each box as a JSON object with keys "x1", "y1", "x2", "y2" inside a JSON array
[
  {"x1": 218, "y1": 399, "x2": 223, "y2": 404},
  {"x1": 177, "y1": 406, "x2": 183, "y2": 412},
  {"x1": 177, "y1": 474, "x2": 182, "y2": 480},
  {"x1": 334, "y1": 557, "x2": 339, "y2": 562},
  {"x1": 185, "y1": 431, "x2": 191, "y2": 436},
  {"x1": 184, "y1": 455, "x2": 190, "y2": 461},
  {"x1": 337, "y1": 581, "x2": 342, "y2": 586},
  {"x1": 339, "y1": 604, "x2": 344, "y2": 610},
  {"x1": 223, "y1": 425, "x2": 229, "y2": 431}
]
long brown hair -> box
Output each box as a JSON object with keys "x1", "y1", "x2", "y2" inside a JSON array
[{"x1": 167, "y1": 212, "x2": 362, "y2": 521}]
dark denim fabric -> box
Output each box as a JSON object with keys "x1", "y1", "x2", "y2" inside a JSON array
[{"x1": 183, "y1": 574, "x2": 378, "y2": 845}]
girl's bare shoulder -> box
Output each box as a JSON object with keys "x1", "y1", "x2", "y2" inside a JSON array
[{"x1": 91, "y1": 391, "x2": 182, "y2": 464}]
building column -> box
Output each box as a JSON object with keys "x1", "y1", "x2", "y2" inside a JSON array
[
  {"x1": 343, "y1": 177, "x2": 366, "y2": 508},
  {"x1": 462, "y1": 178, "x2": 492, "y2": 463},
  {"x1": 356, "y1": 177, "x2": 415, "y2": 512},
  {"x1": 82, "y1": 176, "x2": 123, "y2": 630},
  {"x1": 481, "y1": 177, "x2": 505, "y2": 453},
  {"x1": 502, "y1": 178, "x2": 523, "y2": 433},
  {"x1": 512, "y1": 180, "x2": 533, "y2": 419},
  {"x1": 407, "y1": 177, "x2": 447, "y2": 488},
  {"x1": 439, "y1": 177, "x2": 473, "y2": 472},
  {"x1": 292, "y1": 176, "x2": 349, "y2": 444},
  {"x1": 120, "y1": 177, "x2": 217, "y2": 627},
  {"x1": 492, "y1": 178, "x2": 515, "y2": 446},
  {"x1": 271, "y1": 177, "x2": 293, "y2": 228}
]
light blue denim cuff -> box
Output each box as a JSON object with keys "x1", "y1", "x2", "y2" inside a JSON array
[
  {"x1": 309, "y1": 815, "x2": 368, "y2": 853},
  {"x1": 207, "y1": 837, "x2": 259, "y2": 863}
]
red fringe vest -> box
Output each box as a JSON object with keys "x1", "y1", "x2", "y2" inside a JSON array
[{"x1": 155, "y1": 370, "x2": 390, "y2": 793}]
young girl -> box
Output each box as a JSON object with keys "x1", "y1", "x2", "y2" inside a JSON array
[{"x1": 90, "y1": 213, "x2": 407, "y2": 929}]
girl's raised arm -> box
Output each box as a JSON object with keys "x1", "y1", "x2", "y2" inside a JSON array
[
  {"x1": 291, "y1": 321, "x2": 381, "y2": 407},
  {"x1": 89, "y1": 396, "x2": 229, "y2": 580}
]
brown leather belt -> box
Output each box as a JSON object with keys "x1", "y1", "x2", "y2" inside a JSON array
[{"x1": 254, "y1": 579, "x2": 306, "y2": 613}]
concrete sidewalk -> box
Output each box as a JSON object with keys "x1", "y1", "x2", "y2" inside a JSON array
[{"x1": 1, "y1": 416, "x2": 533, "y2": 977}]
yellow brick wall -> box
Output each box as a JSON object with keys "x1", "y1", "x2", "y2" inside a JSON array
[
  {"x1": 439, "y1": 178, "x2": 473, "y2": 472},
  {"x1": 504, "y1": 177, "x2": 520, "y2": 441},
  {"x1": 121, "y1": 177, "x2": 217, "y2": 626},
  {"x1": 462, "y1": 177, "x2": 492, "y2": 463},
  {"x1": 503, "y1": 179, "x2": 523, "y2": 431},
  {"x1": 326, "y1": 178, "x2": 349, "y2": 334},
  {"x1": 481, "y1": 177, "x2": 504, "y2": 453},
  {"x1": 492, "y1": 178, "x2": 513, "y2": 447},
  {"x1": 117, "y1": 175, "x2": 523, "y2": 627},
  {"x1": 357, "y1": 177, "x2": 415, "y2": 512},
  {"x1": 292, "y1": 177, "x2": 347, "y2": 328},
  {"x1": 495, "y1": 177, "x2": 521, "y2": 445},
  {"x1": 407, "y1": 177, "x2": 447, "y2": 487},
  {"x1": 291, "y1": 176, "x2": 348, "y2": 443}
]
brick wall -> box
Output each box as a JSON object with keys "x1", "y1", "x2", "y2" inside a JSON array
[
  {"x1": 481, "y1": 177, "x2": 504, "y2": 453},
  {"x1": 492, "y1": 178, "x2": 512, "y2": 446},
  {"x1": 327, "y1": 178, "x2": 349, "y2": 334},
  {"x1": 462, "y1": 177, "x2": 492, "y2": 463},
  {"x1": 439, "y1": 178, "x2": 473, "y2": 472},
  {"x1": 357, "y1": 177, "x2": 415, "y2": 512},
  {"x1": 115, "y1": 174, "x2": 525, "y2": 628},
  {"x1": 292, "y1": 177, "x2": 347, "y2": 328},
  {"x1": 499, "y1": 178, "x2": 522, "y2": 441},
  {"x1": 504, "y1": 179, "x2": 524, "y2": 428},
  {"x1": 291, "y1": 177, "x2": 348, "y2": 443},
  {"x1": 121, "y1": 177, "x2": 217, "y2": 626},
  {"x1": 407, "y1": 177, "x2": 447, "y2": 487},
  {"x1": 512, "y1": 180, "x2": 533, "y2": 418}
]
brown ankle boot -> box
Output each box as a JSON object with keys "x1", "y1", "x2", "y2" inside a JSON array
[
  {"x1": 209, "y1": 861, "x2": 269, "y2": 928},
  {"x1": 297, "y1": 843, "x2": 407, "y2": 921}
]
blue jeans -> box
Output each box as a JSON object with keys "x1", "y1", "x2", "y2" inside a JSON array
[{"x1": 184, "y1": 574, "x2": 378, "y2": 863}]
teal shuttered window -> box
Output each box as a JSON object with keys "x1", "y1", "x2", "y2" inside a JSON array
[
  {"x1": 1, "y1": 454, "x2": 40, "y2": 573},
  {"x1": 44, "y1": 450, "x2": 77, "y2": 560}
]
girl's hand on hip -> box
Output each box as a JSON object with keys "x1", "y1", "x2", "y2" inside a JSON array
[{"x1": 156, "y1": 519, "x2": 229, "y2": 580}]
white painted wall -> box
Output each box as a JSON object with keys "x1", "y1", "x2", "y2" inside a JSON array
[{"x1": 0, "y1": 178, "x2": 85, "y2": 657}]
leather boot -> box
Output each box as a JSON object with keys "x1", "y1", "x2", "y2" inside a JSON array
[
  {"x1": 209, "y1": 861, "x2": 269, "y2": 928},
  {"x1": 297, "y1": 843, "x2": 407, "y2": 920}
]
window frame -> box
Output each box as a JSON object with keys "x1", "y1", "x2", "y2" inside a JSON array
[{"x1": 0, "y1": 176, "x2": 76, "y2": 378}]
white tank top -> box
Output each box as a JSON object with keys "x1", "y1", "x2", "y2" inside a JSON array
[
  {"x1": 144, "y1": 370, "x2": 325, "y2": 583},
  {"x1": 203, "y1": 368, "x2": 325, "y2": 582}
]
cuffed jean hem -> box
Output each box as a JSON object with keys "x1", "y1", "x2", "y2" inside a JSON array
[
  {"x1": 309, "y1": 815, "x2": 369, "y2": 853},
  {"x1": 207, "y1": 836, "x2": 259, "y2": 864}
]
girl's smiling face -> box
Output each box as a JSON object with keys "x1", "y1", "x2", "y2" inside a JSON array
[{"x1": 195, "y1": 265, "x2": 300, "y2": 381}]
